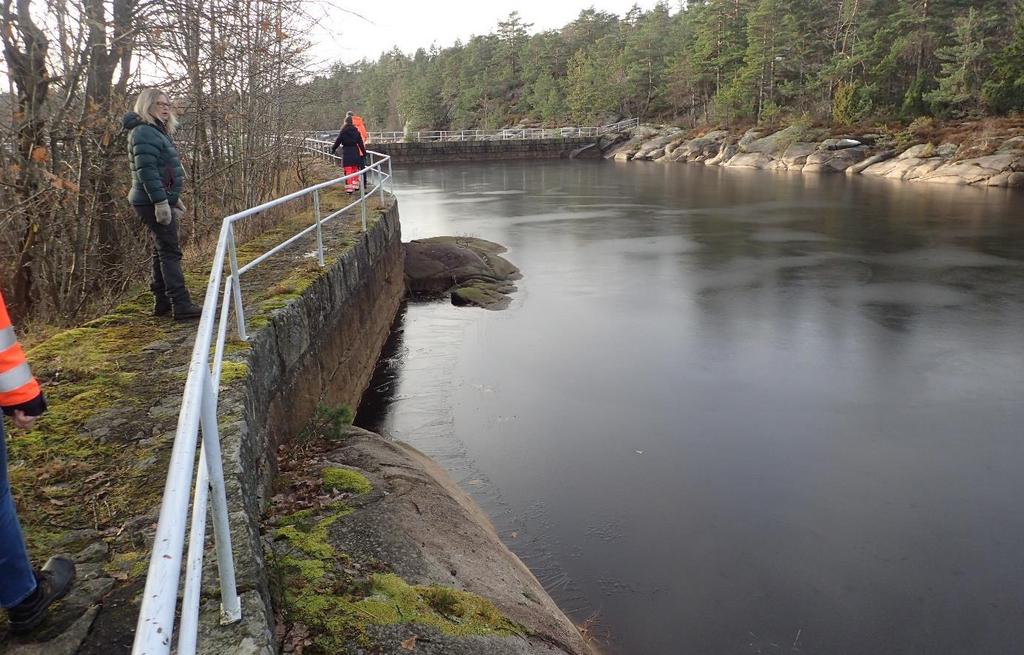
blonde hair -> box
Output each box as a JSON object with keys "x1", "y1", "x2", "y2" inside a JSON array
[{"x1": 133, "y1": 88, "x2": 178, "y2": 134}]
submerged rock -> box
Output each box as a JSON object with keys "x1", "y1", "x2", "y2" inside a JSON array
[{"x1": 404, "y1": 237, "x2": 521, "y2": 310}]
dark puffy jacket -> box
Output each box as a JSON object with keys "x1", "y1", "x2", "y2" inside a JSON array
[
  {"x1": 331, "y1": 125, "x2": 366, "y2": 167},
  {"x1": 123, "y1": 112, "x2": 185, "y2": 206}
]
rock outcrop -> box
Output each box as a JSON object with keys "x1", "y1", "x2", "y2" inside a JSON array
[
  {"x1": 599, "y1": 123, "x2": 1024, "y2": 188},
  {"x1": 404, "y1": 237, "x2": 521, "y2": 310},
  {"x1": 265, "y1": 426, "x2": 595, "y2": 655}
]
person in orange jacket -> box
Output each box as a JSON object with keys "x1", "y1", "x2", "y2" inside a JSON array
[
  {"x1": 0, "y1": 289, "x2": 75, "y2": 633},
  {"x1": 352, "y1": 114, "x2": 368, "y2": 144},
  {"x1": 352, "y1": 114, "x2": 370, "y2": 187}
]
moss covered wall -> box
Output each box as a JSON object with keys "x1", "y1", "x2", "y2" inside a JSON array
[{"x1": 201, "y1": 201, "x2": 404, "y2": 652}]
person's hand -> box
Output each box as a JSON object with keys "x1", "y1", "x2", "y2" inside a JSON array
[
  {"x1": 12, "y1": 410, "x2": 38, "y2": 430},
  {"x1": 155, "y1": 200, "x2": 172, "y2": 225}
]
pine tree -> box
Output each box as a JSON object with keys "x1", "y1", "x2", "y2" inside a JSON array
[
  {"x1": 924, "y1": 8, "x2": 990, "y2": 115},
  {"x1": 982, "y1": 0, "x2": 1024, "y2": 113},
  {"x1": 400, "y1": 49, "x2": 443, "y2": 129},
  {"x1": 620, "y1": 2, "x2": 675, "y2": 118},
  {"x1": 497, "y1": 11, "x2": 533, "y2": 85},
  {"x1": 689, "y1": 0, "x2": 751, "y2": 117},
  {"x1": 528, "y1": 72, "x2": 565, "y2": 124},
  {"x1": 723, "y1": 0, "x2": 799, "y2": 122}
]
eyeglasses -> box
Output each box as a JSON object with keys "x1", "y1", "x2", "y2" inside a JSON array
[{"x1": 154, "y1": 101, "x2": 172, "y2": 108}]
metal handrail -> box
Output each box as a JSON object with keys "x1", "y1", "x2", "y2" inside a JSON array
[
  {"x1": 306, "y1": 118, "x2": 638, "y2": 144},
  {"x1": 132, "y1": 139, "x2": 392, "y2": 655}
]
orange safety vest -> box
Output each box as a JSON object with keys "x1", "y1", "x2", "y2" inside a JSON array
[
  {"x1": 0, "y1": 289, "x2": 42, "y2": 410},
  {"x1": 353, "y1": 115, "x2": 369, "y2": 143}
]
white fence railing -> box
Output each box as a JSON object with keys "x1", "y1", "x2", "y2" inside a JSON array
[
  {"x1": 309, "y1": 118, "x2": 639, "y2": 144},
  {"x1": 131, "y1": 141, "x2": 392, "y2": 655}
]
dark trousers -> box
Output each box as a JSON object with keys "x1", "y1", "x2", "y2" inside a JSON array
[{"x1": 133, "y1": 204, "x2": 192, "y2": 307}]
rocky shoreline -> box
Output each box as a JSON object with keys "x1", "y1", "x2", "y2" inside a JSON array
[{"x1": 595, "y1": 124, "x2": 1024, "y2": 189}]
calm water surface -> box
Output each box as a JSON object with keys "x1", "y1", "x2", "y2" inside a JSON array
[{"x1": 356, "y1": 161, "x2": 1024, "y2": 655}]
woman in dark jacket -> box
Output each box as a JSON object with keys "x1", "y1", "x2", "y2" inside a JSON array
[
  {"x1": 123, "y1": 88, "x2": 201, "y2": 320},
  {"x1": 330, "y1": 111, "x2": 367, "y2": 194}
]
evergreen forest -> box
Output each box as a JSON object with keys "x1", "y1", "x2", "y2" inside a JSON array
[{"x1": 300, "y1": 0, "x2": 1024, "y2": 130}]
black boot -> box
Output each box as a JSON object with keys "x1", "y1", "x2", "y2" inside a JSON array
[
  {"x1": 154, "y1": 296, "x2": 173, "y2": 317},
  {"x1": 7, "y1": 556, "x2": 76, "y2": 634},
  {"x1": 172, "y1": 302, "x2": 203, "y2": 321}
]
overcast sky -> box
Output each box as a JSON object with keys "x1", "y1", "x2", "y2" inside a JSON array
[{"x1": 306, "y1": 0, "x2": 669, "y2": 68}]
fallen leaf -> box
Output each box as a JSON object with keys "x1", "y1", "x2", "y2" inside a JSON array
[
  {"x1": 30, "y1": 146, "x2": 48, "y2": 162},
  {"x1": 400, "y1": 635, "x2": 418, "y2": 651}
]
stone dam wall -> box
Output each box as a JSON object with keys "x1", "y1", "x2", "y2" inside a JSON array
[
  {"x1": 369, "y1": 137, "x2": 598, "y2": 163},
  {"x1": 197, "y1": 200, "x2": 407, "y2": 653}
]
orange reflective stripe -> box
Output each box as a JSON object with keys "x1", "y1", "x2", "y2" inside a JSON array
[
  {"x1": 0, "y1": 342, "x2": 27, "y2": 370},
  {"x1": 0, "y1": 288, "x2": 41, "y2": 408},
  {"x1": 0, "y1": 289, "x2": 11, "y2": 331},
  {"x1": 0, "y1": 375, "x2": 42, "y2": 406}
]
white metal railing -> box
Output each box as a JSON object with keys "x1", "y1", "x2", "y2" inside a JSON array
[
  {"x1": 132, "y1": 140, "x2": 392, "y2": 655},
  {"x1": 308, "y1": 118, "x2": 639, "y2": 144},
  {"x1": 596, "y1": 117, "x2": 641, "y2": 134}
]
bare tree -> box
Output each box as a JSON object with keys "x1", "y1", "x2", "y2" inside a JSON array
[{"x1": 1, "y1": 0, "x2": 317, "y2": 325}]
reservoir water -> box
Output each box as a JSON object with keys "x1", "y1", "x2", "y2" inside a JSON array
[{"x1": 356, "y1": 160, "x2": 1024, "y2": 655}]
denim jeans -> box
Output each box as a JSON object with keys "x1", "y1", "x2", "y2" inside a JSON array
[
  {"x1": 0, "y1": 419, "x2": 36, "y2": 608},
  {"x1": 134, "y1": 204, "x2": 192, "y2": 308}
]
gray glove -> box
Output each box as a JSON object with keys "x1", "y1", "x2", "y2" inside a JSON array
[
  {"x1": 155, "y1": 200, "x2": 172, "y2": 226},
  {"x1": 172, "y1": 199, "x2": 186, "y2": 222}
]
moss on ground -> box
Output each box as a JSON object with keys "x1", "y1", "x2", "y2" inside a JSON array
[
  {"x1": 322, "y1": 467, "x2": 372, "y2": 495},
  {"x1": 218, "y1": 360, "x2": 249, "y2": 385},
  {"x1": 275, "y1": 512, "x2": 347, "y2": 559},
  {"x1": 270, "y1": 504, "x2": 523, "y2": 654},
  {"x1": 13, "y1": 295, "x2": 173, "y2": 553},
  {"x1": 104, "y1": 550, "x2": 149, "y2": 579}
]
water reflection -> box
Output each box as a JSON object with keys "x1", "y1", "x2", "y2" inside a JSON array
[{"x1": 358, "y1": 161, "x2": 1024, "y2": 655}]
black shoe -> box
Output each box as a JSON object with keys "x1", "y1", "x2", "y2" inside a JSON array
[
  {"x1": 172, "y1": 302, "x2": 203, "y2": 321},
  {"x1": 7, "y1": 556, "x2": 76, "y2": 634},
  {"x1": 154, "y1": 298, "x2": 173, "y2": 317}
]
